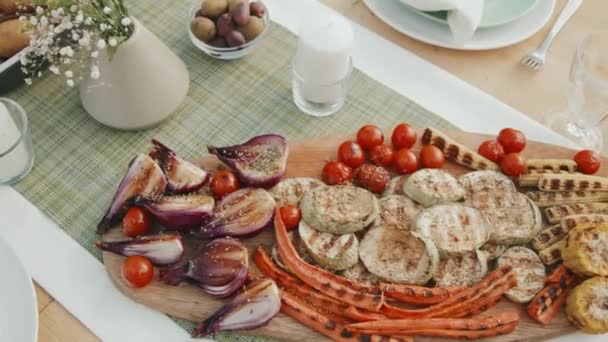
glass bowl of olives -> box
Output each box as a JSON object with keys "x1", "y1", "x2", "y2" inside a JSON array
[{"x1": 189, "y1": 0, "x2": 270, "y2": 60}]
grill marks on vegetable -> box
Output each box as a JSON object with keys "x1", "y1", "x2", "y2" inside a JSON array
[{"x1": 421, "y1": 128, "x2": 498, "y2": 171}]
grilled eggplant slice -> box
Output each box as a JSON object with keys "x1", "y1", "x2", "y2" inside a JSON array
[
  {"x1": 563, "y1": 223, "x2": 608, "y2": 277},
  {"x1": 269, "y1": 177, "x2": 324, "y2": 205},
  {"x1": 404, "y1": 169, "x2": 465, "y2": 207},
  {"x1": 359, "y1": 225, "x2": 439, "y2": 284},
  {"x1": 459, "y1": 170, "x2": 515, "y2": 194},
  {"x1": 545, "y1": 203, "x2": 608, "y2": 224},
  {"x1": 298, "y1": 220, "x2": 359, "y2": 272},
  {"x1": 433, "y1": 250, "x2": 488, "y2": 287},
  {"x1": 339, "y1": 262, "x2": 380, "y2": 286},
  {"x1": 538, "y1": 173, "x2": 608, "y2": 192},
  {"x1": 538, "y1": 240, "x2": 565, "y2": 266},
  {"x1": 526, "y1": 191, "x2": 608, "y2": 207},
  {"x1": 479, "y1": 243, "x2": 506, "y2": 261},
  {"x1": 300, "y1": 185, "x2": 378, "y2": 234},
  {"x1": 374, "y1": 195, "x2": 421, "y2": 230},
  {"x1": 525, "y1": 159, "x2": 577, "y2": 173},
  {"x1": 415, "y1": 203, "x2": 491, "y2": 256},
  {"x1": 381, "y1": 175, "x2": 408, "y2": 197},
  {"x1": 566, "y1": 276, "x2": 608, "y2": 334},
  {"x1": 497, "y1": 246, "x2": 546, "y2": 303}
]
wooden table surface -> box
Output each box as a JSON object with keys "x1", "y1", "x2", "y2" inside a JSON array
[{"x1": 36, "y1": 0, "x2": 607, "y2": 340}]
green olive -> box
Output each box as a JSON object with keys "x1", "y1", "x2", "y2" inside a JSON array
[
  {"x1": 236, "y1": 16, "x2": 264, "y2": 41},
  {"x1": 200, "y1": 0, "x2": 228, "y2": 19},
  {"x1": 191, "y1": 17, "x2": 216, "y2": 43}
]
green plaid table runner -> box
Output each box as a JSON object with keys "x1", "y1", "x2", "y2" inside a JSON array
[{"x1": 7, "y1": 0, "x2": 456, "y2": 340}]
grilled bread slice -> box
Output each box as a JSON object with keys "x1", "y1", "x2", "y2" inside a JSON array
[
  {"x1": 531, "y1": 214, "x2": 608, "y2": 252},
  {"x1": 270, "y1": 177, "x2": 324, "y2": 205},
  {"x1": 538, "y1": 239, "x2": 565, "y2": 265},
  {"x1": 538, "y1": 173, "x2": 608, "y2": 192},
  {"x1": 545, "y1": 203, "x2": 608, "y2": 224},
  {"x1": 479, "y1": 243, "x2": 506, "y2": 261},
  {"x1": 433, "y1": 250, "x2": 488, "y2": 287},
  {"x1": 339, "y1": 262, "x2": 380, "y2": 286},
  {"x1": 517, "y1": 170, "x2": 569, "y2": 188},
  {"x1": 420, "y1": 127, "x2": 499, "y2": 171},
  {"x1": 526, "y1": 190, "x2": 608, "y2": 207},
  {"x1": 465, "y1": 190, "x2": 542, "y2": 245},
  {"x1": 404, "y1": 169, "x2": 465, "y2": 207},
  {"x1": 563, "y1": 223, "x2": 608, "y2": 277},
  {"x1": 459, "y1": 170, "x2": 515, "y2": 194},
  {"x1": 359, "y1": 225, "x2": 439, "y2": 284},
  {"x1": 497, "y1": 246, "x2": 546, "y2": 303},
  {"x1": 525, "y1": 159, "x2": 577, "y2": 173},
  {"x1": 298, "y1": 221, "x2": 359, "y2": 272},
  {"x1": 414, "y1": 203, "x2": 491, "y2": 256},
  {"x1": 300, "y1": 185, "x2": 378, "y2": 234},
  {"x1": 375, "y1": 195, "x2": 422, "y2": 230},
  {"x1": 381, "y1": 175, "x2": 408, "y2": 197}
]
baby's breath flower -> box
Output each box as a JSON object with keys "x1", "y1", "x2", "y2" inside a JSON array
[
  {"x1": 108, "y1": 37, "x2": 118, "y2": 47},
  {"x1": 19, "y1": 16, "x2": 26, "y2": 22},
  {"x1": 36, "y1": 6, "x2": 44, "y2": 15},
  {"x1": 29, "y1": 16, "x2": 38, "y2": 25},
  {"x1": 91, "y1": 51, "x2": 99, "y2": 58},
  {"x1": 99, "y1": 23, "x2": 107, "y2": 31},
  {"x1": 66, "y1": 79, "x2": 75, "y2": 87},
  {"x1": 84, "y1": 17, "x2": 93, "y2": 25},
  {"x1": 121, "y1": 17, "x2": 132, "y2": 26},
  {"x1": 49, "y1": 65, "x2": 60, "y2": 75},
  {"x1": 70, "y1": 5, "x2": 78, "y2": 13},
  {"x1": 65, "y1": 70, "x2": 73, "y2": 78},
  {"x1": 97, "y1": 39, "x2": 106, "y2": 49},
  {"x1": 103, "y1": 6, "x2": 112, "y2": 14},
  {"x1": 24, "y1": 78, "x2": 32, "y2": 85}
]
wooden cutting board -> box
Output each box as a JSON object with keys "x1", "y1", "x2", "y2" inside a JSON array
[{"x1": 102, "y1": 130, "x2": 607, "y2": 342}]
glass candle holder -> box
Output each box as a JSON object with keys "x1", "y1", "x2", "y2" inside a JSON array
[
  {"x1": 292, "y1": 58, "x2": 353, "y2": 117},
  {"x1": 0, "y1": 98, "x2": 34, "y2": 185}
]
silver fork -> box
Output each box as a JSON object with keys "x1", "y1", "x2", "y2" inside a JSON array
[{"x1": 520, "y1": 0, "x2": 583, "y2": 71}]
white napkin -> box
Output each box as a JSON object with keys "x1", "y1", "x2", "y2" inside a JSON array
[{"x1": 400, "y1": 0, "x2": 484, "y2": 43}]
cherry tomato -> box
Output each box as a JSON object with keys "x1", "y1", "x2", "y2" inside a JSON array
[
  {"x1": 574, "y1": 150, "x2": 601, "y2": 174},
  {"x1": 369, "y1": 144, "x2": 394, "y2": 167},
  {"x1": 337, "y1": 141, "x2": 365, "y2": 168},
  {"x1": 210, "y1": 170, "x2": 240, "y2": 198},
  {"x1": 280, "y1": 205, "x2": 302, "y2": 231},
  {"x1": 322, "y1": 161, "x2": 353, "y2": 185},
  {"x1": 497, "y1": 128, "x2": 526, "y2": 153},
  {"x1": 391, "y1": 123, "x2": 417, "y2": 149},
  {"x1": 122, "y1": 207, "x2": 150, "y2": 237},
  {"x1": 356, "y1": 125, "x2": 384, "y2": 150},
  {"x1": 420, "y1": 145, "x2": 445, "y2": 169},
  {"x1": 394, "y1": 148, "x2": 419, "y2": 174},
  {"x1": 500, "y1": 153, "x2": 526, "y2": 177},
  {"x1": 354, "y1": 164, "x2": 390, "y2": 194},
  {"x1": 477, "y1": 140, "x2": 505, "y2": 163},
  {"x1": 121, "y1": 255, "x2": 154, "y2": 288}
]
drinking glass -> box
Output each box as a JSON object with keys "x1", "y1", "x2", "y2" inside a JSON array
[
  {"x1": 545, "y1": 30, "x2": 608, "y2": 152},
  {"x1": 0, "y1": 98, "x2": 34, "y2": 184}
]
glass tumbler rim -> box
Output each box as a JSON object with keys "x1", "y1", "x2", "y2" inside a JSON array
[
  {"x1": 292, "y1": 57, "x2": 354, "y2": 87},
  {"x1": 0, "y1": 98, "x2": 29, "y2": 158}
]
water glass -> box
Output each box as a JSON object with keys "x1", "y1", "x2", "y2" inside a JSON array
[
  {"x1": 0, "y1": 98, "x2": 34, "y2": 184},
  {"x1": 545, "y1": 30, "x2": 608, "y2": 152}
]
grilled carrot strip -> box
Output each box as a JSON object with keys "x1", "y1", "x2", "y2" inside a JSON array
[
  {"x1": 274, "y1": 209, "x2": 384, "y2": 311},
  {"x1": 380, "y1": 283, "x2": 465, "y2": 305},
  {"x1": 373, "y1": 324, "x2": 517, "y2": 340},
  {"x1": 347, "y1": 311, "x2": 520, "y2": 334},
  {"x1": 344, "y1": 306, "x2": 390, "y2": 322},
  {"x1": 381, "y1": 265, "x2": 515, "y2": 319},
  {"x1": 527, "y1": 265, "x2": 576, "y2": 325},
  {"x1": 452, "y1": 296, "x2": 502, "y2": 318},
  {"x1": 280, "y1": 291, "x2": 412, "y2": 342}
]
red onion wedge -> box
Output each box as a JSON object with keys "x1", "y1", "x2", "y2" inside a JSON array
[
  {"x1": 135, "y1": 194, "x2": 214, "y2": 230},
  {"x1": 159, "y1": 238, "x2": 249, "y2": 297},
  {"x1": 95, "y1": 234, "x2": 184, "y2": 265},
  {"x1": 207, "y1": 134, "x2": 288, "y2": 188},
  {"x1": 194, "y1": 188, "x2": 276, "y2": 239},
  {"x1": 97, "y1": 154, "x2": 167, "y2": 233},
  {"x1": 192, "y1": 278, "x2": 281, "y2": 338},
  {"x1": 150, "y1": 139, "x2": 210, "y2": 194}
]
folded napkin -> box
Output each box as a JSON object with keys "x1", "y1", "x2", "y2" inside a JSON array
[{"x1": 400, "y1": 0, "x2": 484, "y2": 43}]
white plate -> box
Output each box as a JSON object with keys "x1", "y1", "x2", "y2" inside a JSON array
[
  {"x1": 0, "y1": 236, "x2": 38, "y2": 342},
  {"x1": 363, "y1": 0, "x2": 555, "y2": 50}
]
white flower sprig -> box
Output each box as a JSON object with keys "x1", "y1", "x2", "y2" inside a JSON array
[{"x1": 19, "y1": 0, "x2": 134, "y2": 87}]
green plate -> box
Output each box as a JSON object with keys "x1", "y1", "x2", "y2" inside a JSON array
[{"x1": 417, "y1": 0, "x2": 538, "y2": 28}]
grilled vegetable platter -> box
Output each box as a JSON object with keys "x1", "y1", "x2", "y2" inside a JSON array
[{"x1": 98, "y1": 126, "x2": 608, "y2": 342}]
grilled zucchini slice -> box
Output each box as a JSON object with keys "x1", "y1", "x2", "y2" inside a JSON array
[
  {"x1": 298, "y1": 220, "x2": 359, "y2": 272},
  {"x1": 404, "y1": 169, "x2": 465, "y2": 207},
  {"x1": 270, "y1": 177, "x2": 324, "y2": 205},
  {"x1": 497, "y1": 246, "x2": 546, "y2": 303},
  {"x1": 382, "y1": 175, "x2": 408, "y2": 197},
  {"x1": 415, "y1": 203, "x2": 491, "y2": 256},
  {"x1": 375, "y1": 195, "x2": 421, "y2": 230},
  {"x1": 563, "y1": 223, "x2": 608, "y2": 277},
  {"x1": 433, "y1": 250, "x2": 488, "y2": 287},
  {"x1": 359, "y1": 225, "x2": 439, "y2": 284},
  {"x1": 300, "y1": 185, "x2": 378, "y2": 234},
  {"x1": 566, "y1": 276, "x2": 608, "y2": 334},
  {"x1": 545, "y1": 203, "x2": 608, "y2": 224},
  {"x1": 339, "y1": 262, "x2": 380, "y2": 286},
  {"x1": 459, "y1": 170, "x2": 515, "y2": 194}
]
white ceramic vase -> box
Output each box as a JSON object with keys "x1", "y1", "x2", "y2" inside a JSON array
[{"x1": 79, "y1": 19, "x2": 190, "y2": 130}]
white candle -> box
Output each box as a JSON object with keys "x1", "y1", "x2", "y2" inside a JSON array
[
  {"x1": 293, "y1": 12, "x2": 353, "y2": 103},
  {"x1": 0, "y1": 102, "x2": 30, "y2": 182}
]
